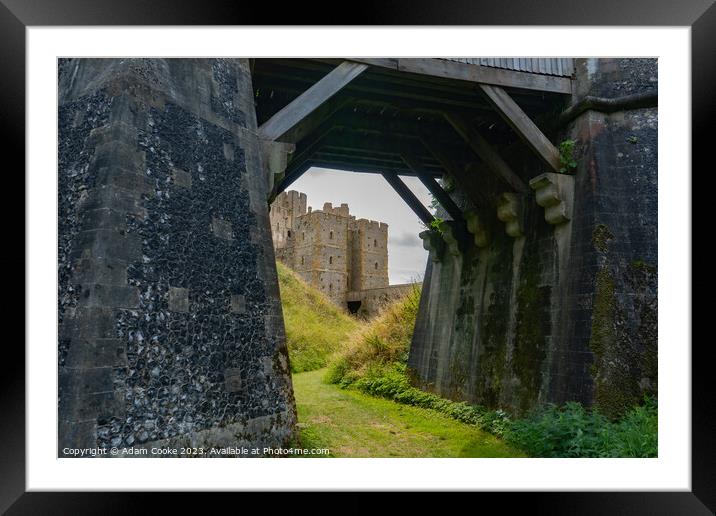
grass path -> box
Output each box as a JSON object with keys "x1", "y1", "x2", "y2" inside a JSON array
[{"x1": 292, "y1": 369, "x2": 525, "y2": 458}]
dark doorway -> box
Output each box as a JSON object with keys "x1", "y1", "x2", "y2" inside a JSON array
[{"x1": 347, "y1": 300, "x2": 362, "y2": 314}]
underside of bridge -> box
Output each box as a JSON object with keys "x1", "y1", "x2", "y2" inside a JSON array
[
  {"x1": 57, "y1": 58, "x2": 657, "y2": 455},
  {"x1": 254, "y1": 57, "x2": 658, "y2": 418}
]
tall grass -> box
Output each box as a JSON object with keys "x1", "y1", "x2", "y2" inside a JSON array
[
  {"x1": 323, "y1": 280, "x2": 657, "y2": 457},
  {"x1": 276, "y1": 262, "x2": 360, "y2": 373},
  {"x1": 324, "y1": 283, "x2": 421, "y2": 385}
]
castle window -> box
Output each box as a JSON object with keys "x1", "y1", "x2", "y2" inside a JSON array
[
  {"x1": 329, "y1": 256, "x2": 333, "y2": 265},
  {"x1": 302, "y1": 232, "x2": 305, "y2": 241},
  {"x1": 375, "y1": 262, "x2": 378, "y2": 270},
  {"x1": 287, "y1": 230, "x2": 292, "y2": 238},
  {"x1": 301, "y1": 256, "x2": 304, "y2": 265},
  {"x1": 374, "y1": 239, "x2": 377, "y2": 247},
  {"x1": 330, "y1": 231, "x2": 334, "y2": 239},
  {"x1": 329, "y1": 283, "x2": 333, "y2": 291}
]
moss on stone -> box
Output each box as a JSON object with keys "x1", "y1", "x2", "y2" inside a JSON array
[
  {"x1": 588, "y1": 265, "x2": 631, "y2": 418},
  {"x1": 588, "y1": 235, "x2": 646, "y2": 419},
  {"x1": 478, "y1": 247, "x2": 511, "y2": 408},
  {"x1": 592, "y1": 224, "x2": 614, "y2": 252},
  {"x1": 512, "y1": 240, "x2": 550, "y2": 415},
  {"x1": 630, "y1": 259, "x2": 656, "y2": 274}
]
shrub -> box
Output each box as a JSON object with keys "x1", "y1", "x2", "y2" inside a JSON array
[
  {"x1": 321, "y1": 265, "x2": 657, "y2": 458},
  {"x1": 504, "y1": 396, "x2": 657, "y2": 458}
]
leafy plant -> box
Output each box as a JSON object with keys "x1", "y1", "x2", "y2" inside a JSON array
[
  {"x1": 430, "y1": 217, "x2": 445, "y2": 233},
  {"x1": 504, "y1": 396, "x2": 657, "y2": 457},
  {"x1": 429, "y1": 195, "x2": 440, "y2": 212},
  {"x1": 558, "y1": 139, "x2": 578, "y2": 173}
]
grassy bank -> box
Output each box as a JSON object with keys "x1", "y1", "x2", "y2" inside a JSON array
[
  {"x1": 276, "y1": 262, "x2": 360, "y2": 373},
  {"x1": 323, "y1": 284, "x2": 657, "y2": 458},
  {"x1": 325, "y1": 283, "x2": 421, "y2": 385},
  {"x1": 293, "y1": 369, "x2": 525, "y2": 457}
]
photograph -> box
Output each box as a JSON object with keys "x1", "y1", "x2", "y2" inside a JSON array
[
  {"x1": 57, "y1": 57, "x2": 658, "y2": 460},
  {"x1": 5, "y1": 4, "x2": 706, "y2": 508}
]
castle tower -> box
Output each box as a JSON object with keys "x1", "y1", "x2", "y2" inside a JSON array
[
  {"x1": 269, "y1": 190, "x2": 307, "y2": 249},
  {"x1": 269, "y1": 191, "x2": 391, "y2": 309},
  {"x1": 349, "y1": 219, "x2": 389, "y2": 291}
]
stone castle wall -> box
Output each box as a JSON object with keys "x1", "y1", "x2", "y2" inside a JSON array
[
  {"x1": 408, "y1": 59, "x2": 658, "y2": 418},
  {"x1": 346, "y1": 283, "x2": 416, "y2": 318},
  {"x1": 58, "y1": 58, "x2": 296, "y2": 456},
  {"x1": 270, "y1": 191, "x2": 395, "y2": 310}
]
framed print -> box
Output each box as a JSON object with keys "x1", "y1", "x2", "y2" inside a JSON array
[{"x1": 4, "y1": 0, "x2": 710, "y2": 513}]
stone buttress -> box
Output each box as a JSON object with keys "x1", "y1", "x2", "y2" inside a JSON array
[{"x1": 58, "y1": 59, "x2": 296, "y2": 456}]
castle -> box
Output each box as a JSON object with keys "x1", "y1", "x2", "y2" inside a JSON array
[{"x1": 270, "y1": 190, "x2": 413, "y2": 316}]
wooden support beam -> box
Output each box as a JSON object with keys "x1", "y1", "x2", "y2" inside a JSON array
[
  {"x1": 309, "y1": 161, "x2": 415, "y2": 177},
  {"x1": 258, "y1": 61, "x2": 368, "y2": 141},
  {"x1": 278, "y1": 95, "x2": 353, "y2": 144},
  {"x1": 419, "y1": 136, "x2": 492, "y2": 208},
  {"x1": 400, "y1": 151, "x2": 466, "y2": 228},
  {"x1": 269, "y1": 162, "x2": 311, "y2": 202},
  {"x1": 381, "y1": 172, "x2": 435, "y2": 227},
  {"x1": 286, "y1": 126, "x2": 336, "y2": 172},
  {"x1": 255, "y1": 70, "x2": 492, "y2": 116},
  {"x1": 444, "y1": 113, "x2": 528, "y2": 193},
  {"x1": 341, "y1": 58, "x2": 573, "y2": 95},
  {"x1": 478, "y1": 84, "x2": 562, "y2": 173}
]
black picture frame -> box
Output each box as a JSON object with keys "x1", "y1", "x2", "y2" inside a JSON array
[{"x1": 3, "y1": 1, "x2": 710, "y2": 513}]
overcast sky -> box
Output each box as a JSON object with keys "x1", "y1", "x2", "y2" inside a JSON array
[{"x1": 290, "y1": 167, "x2": 433, "y2": 285}]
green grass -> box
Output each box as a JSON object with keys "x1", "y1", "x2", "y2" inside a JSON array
[
  {"x1": 277, "y1": 262, "x2": 361, "y2": 373},
  {"x1": 321, "y1": 280, "x2": 657, "y2": 458},
  {"x1": 325, "y1": 283, "x2": 421, "y2": 385},
  {"x1": 293, "y1": 369, "x2": 525, "y2": 458}
]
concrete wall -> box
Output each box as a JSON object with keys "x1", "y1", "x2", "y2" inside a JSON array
[
  {"x1": 408, "y1": 58, "x2": 657, "y2": 418},
  {"x1": 58, "y1": 58, "x2": 296, "y2": 456}
]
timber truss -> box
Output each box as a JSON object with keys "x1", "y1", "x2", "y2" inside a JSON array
[{"x1": 253, "y1": 58, "x2": 573, "y2": 249}]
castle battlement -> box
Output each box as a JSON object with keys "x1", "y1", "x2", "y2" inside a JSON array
[{"x1": 270, "y1": 190, "x2": 390, "y2": 314}]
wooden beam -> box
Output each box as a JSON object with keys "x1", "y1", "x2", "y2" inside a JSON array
[
  {"x1": 444, "y1": 113, "x2": 528, "y2": 193},
  {"x1": 258, "y1": 61, "x2": 368, "y2": 141},
  {"x1": 308, "y1": 160, "x2": 415, "y2": 177},
  {"x1": 269, "y1": 162, "x2": 311, "y2": 202},
  {"x1": 400, "y1": 151, "x2": 466, "y2": 228},
  {"x1": 255, "y1": 69, "x2": 493, "y2": 114},
  {"x1": 310, "y1": 155, "x2": 436, "y2": 176},
  {"x1": 419, "y1": 136, "x2": 491, "y2": 208},
  {"x1": 381, "y1": 172, "x2": 435, "y2": 227},
  {"x1": 342, "y1": 58, "x2": 573, "y2": 95},
  {"x1": 278, "y1": 95, "x2": 353, "y2": 144},
  {"x1": 286, "y1": 125, "x2": 337, "y2": 171},
  {"x1": 479, "y1": 84, "x2": 561, "y2": 173}
]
